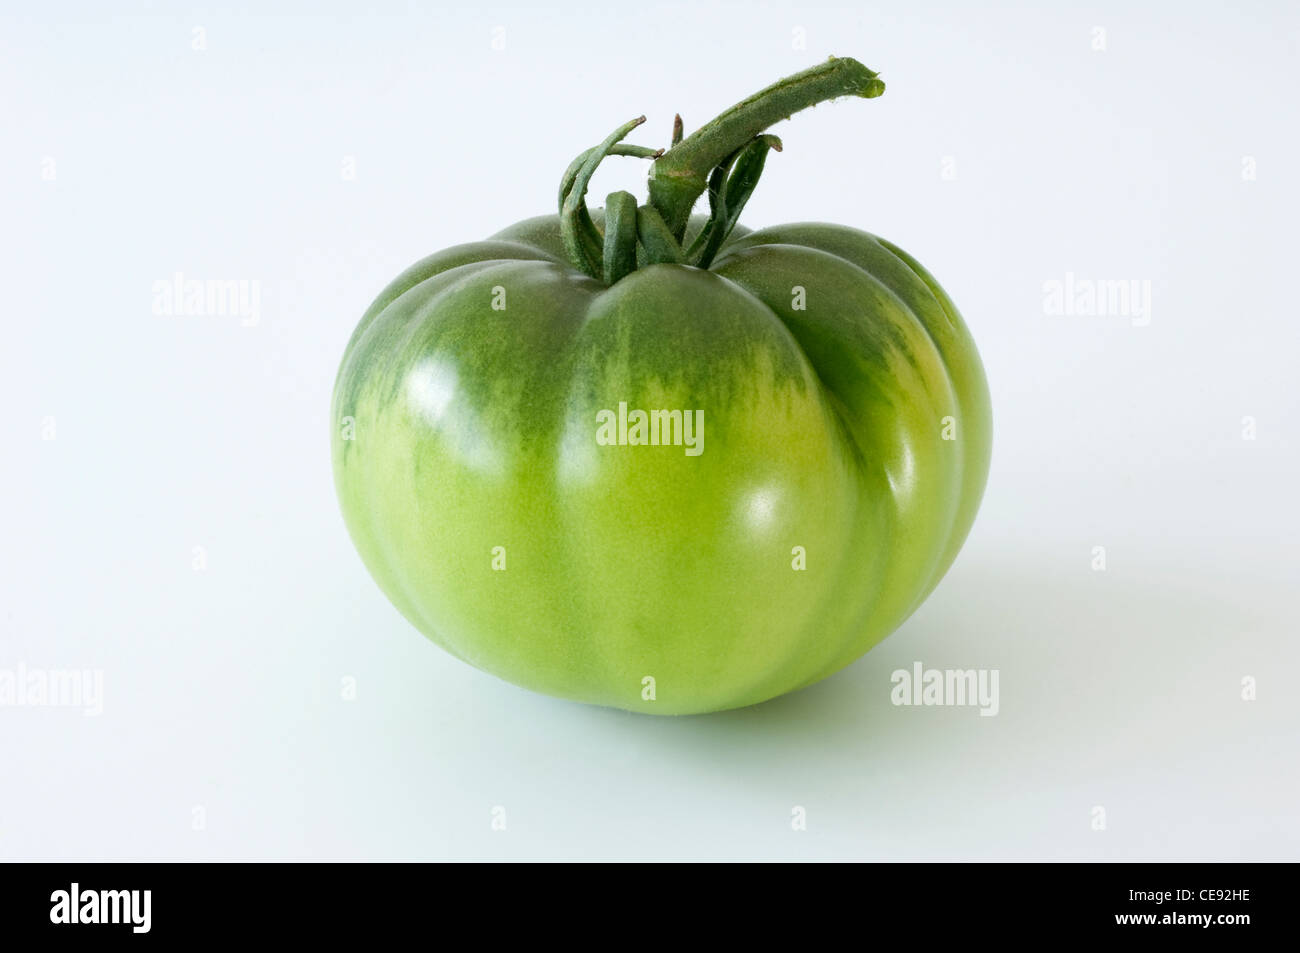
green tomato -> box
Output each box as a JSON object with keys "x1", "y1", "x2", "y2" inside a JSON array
[{"x1": 331, "y1": 58, "x2": 992, "y2": 714}]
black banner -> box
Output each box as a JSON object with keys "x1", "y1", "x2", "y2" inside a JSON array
[{"x1": 0, "y1": 863, "x2": 1282, "y2": 940}]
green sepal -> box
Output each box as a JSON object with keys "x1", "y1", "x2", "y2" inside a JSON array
[{"x1": 602, "y1": 191, "x2": 639, "y2": 284}]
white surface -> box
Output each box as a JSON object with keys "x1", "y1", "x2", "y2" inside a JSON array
[{"x1": 2, "y1": 0, "x2": 1296, "y2": 860}]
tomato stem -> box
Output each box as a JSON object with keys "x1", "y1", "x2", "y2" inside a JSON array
[
  {"x1": 554, "y1": 56, "x2": 883, "y2": 283},
  {"x1": 647, "y1": 57, "x2": 884, "y2": 241}
]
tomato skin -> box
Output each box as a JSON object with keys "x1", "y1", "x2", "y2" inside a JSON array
[{"x1": 332, "y1": 213, "x2": 991, "y2": 714}]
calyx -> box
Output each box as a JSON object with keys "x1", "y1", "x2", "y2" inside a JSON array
[{"x1": 556, "y1": 56, "x2": 885, "y2": 283}]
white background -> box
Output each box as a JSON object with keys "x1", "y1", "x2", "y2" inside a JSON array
[{"x1": 2, "y1": 0, "x2": 1297, "y2": 860}]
